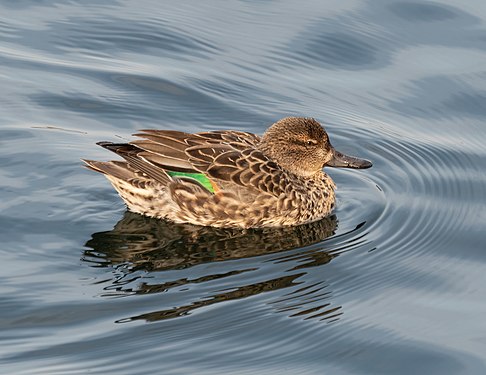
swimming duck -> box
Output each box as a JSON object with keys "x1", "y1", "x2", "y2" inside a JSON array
[{"x1": 83, "y1": 117, "x2": 371, "y2": 228}]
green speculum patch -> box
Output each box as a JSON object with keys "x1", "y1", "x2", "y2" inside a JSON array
[{"x1": 166, "y1": 171, "x2": 215, "y2": 193}]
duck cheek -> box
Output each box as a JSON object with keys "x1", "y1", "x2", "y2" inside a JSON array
[
  {"x1": 312, "y1": 158, "x2": 325, "y2": 173},
  {"x1": 322, "y1": 155, "x2": 333, "y2": 169}
]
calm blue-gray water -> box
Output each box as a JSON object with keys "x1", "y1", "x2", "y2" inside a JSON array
[{"x1": 1, "y1": 1, "x2": 486, "y2": 374}]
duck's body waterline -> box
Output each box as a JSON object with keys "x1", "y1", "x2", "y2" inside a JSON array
[{"x1": 84, "y1": 117, "x2": 371, "y2": 228}]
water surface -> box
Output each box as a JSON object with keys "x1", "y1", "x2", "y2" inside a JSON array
[{"x1": 1, "y1": 1, "x2": 486, "y2": 374}]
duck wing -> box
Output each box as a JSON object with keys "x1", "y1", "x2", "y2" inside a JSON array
[
  {"x1": 124, "y1": 129, "x2": 293, "y2": 197},
  {"x1": 90, "y1": 142, "x2": 171, "y2": 185},
  {"x1": 187, "y1": 146, "x2": 291, "y2": 197},
  {"x1": 130, "y1": 129, "x2": 261, "y2": 173}
]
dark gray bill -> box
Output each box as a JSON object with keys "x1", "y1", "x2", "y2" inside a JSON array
[{"x1": 326, "y1": 148, "x2": 372, "y2": 169}]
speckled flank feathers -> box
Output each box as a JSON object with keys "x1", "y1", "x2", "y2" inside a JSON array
[{"x1": 83, "y1": 117, "x2": 371, "y2": 228}]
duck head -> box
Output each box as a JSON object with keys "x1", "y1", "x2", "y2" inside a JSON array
[{"x1": 259, "y1": 117, "x2": 372, "y2": 178}]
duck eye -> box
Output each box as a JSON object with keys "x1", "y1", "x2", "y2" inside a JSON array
[{"x1": 306, "y1": 140, "x2": 317, "y2": 146}]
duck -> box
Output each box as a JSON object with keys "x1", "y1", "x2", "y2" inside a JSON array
[{"x1": 83, "y1": 117, "x2": 371, "y2": 228}]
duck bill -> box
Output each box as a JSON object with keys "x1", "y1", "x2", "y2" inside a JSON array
[{"x1": 326, "y1": 148, "x2": 372, "y2": 169}]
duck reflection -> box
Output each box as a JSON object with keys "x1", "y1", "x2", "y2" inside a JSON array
[
  {"x1": 83, "y1": 212, "x2": 347, "y2": 323},
  {"x1": 85, "y1": 211, "x2": 338, "y2": 271}
]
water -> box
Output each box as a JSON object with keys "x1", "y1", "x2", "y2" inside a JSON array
[{"x1": 1, "y1": 1, "x2": 486, "y2": 374}]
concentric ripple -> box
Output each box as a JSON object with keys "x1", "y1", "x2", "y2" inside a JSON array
[
  {"x1": 322, "y1": 123, "x2": 486, "y2": 303},
  {"x1": 367, "y1": 128, "x2": 484, "y2": 257}
]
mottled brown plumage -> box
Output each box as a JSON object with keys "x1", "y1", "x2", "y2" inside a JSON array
[{"x1": 83, "y1": 117, "x2": 371, "y2": 228}]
